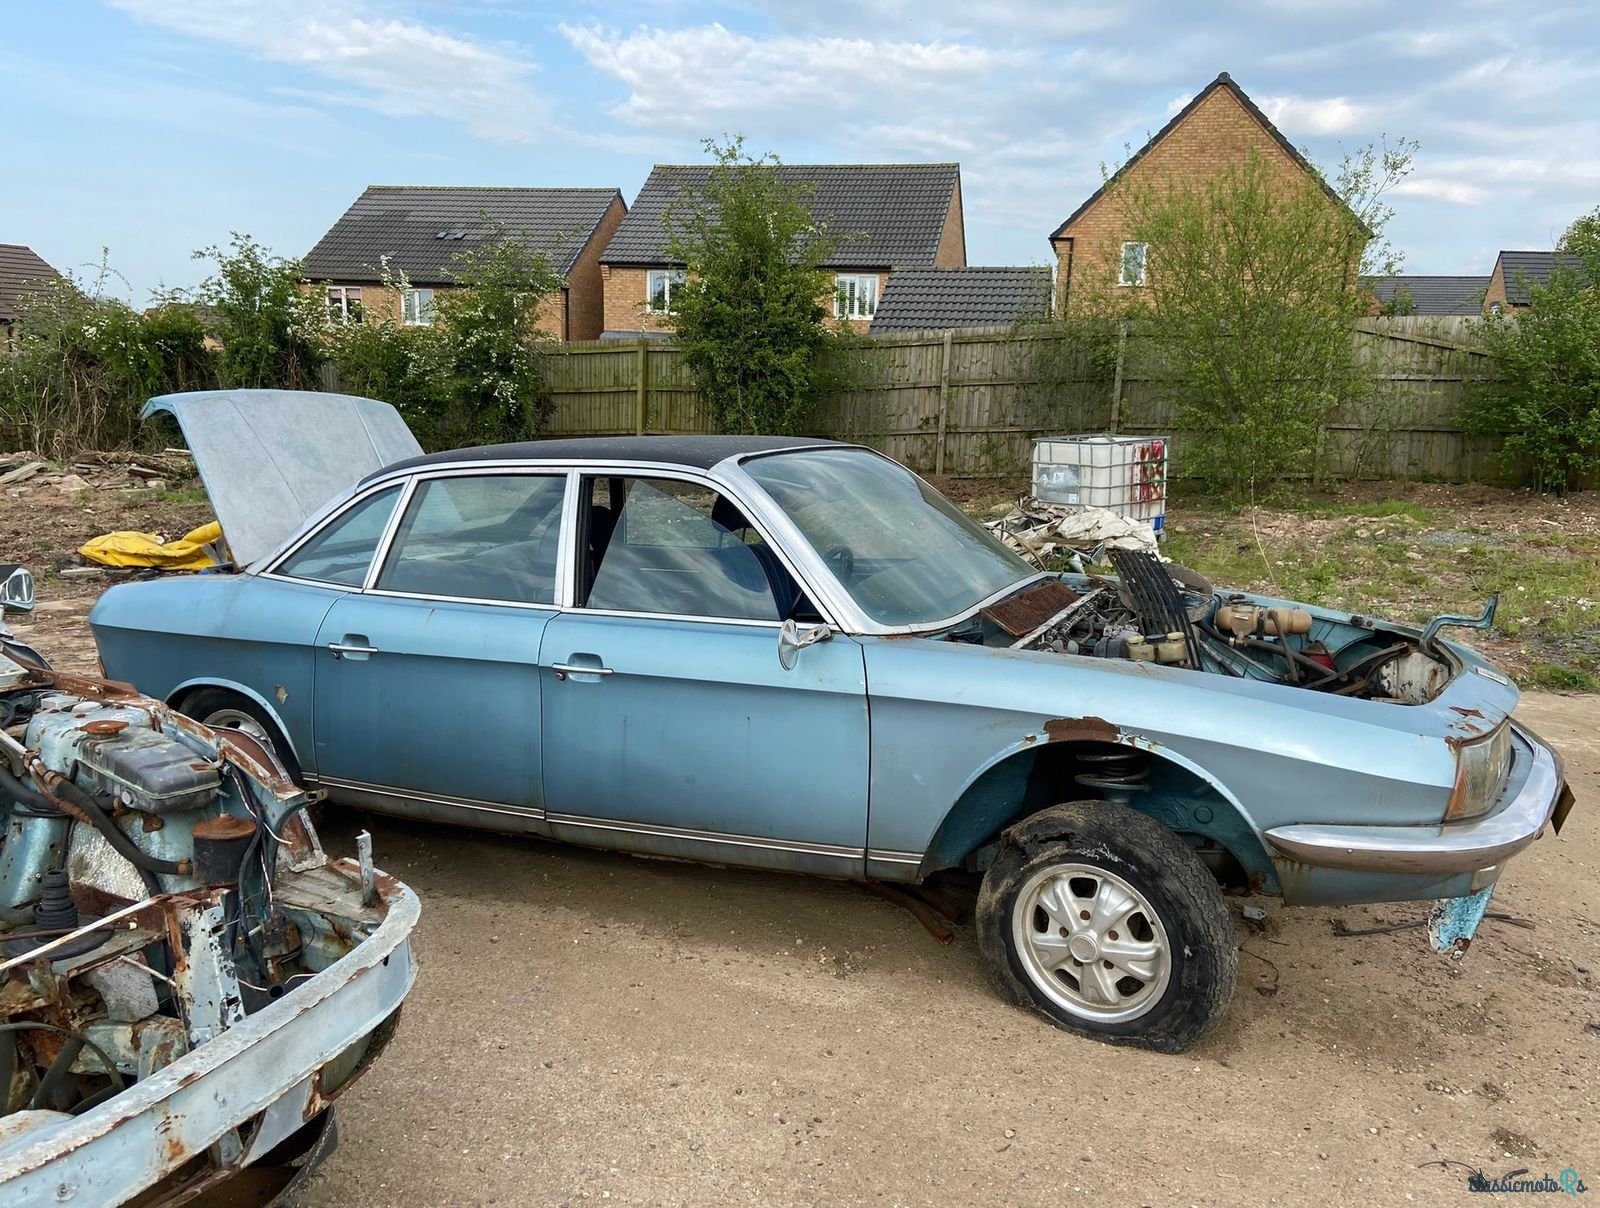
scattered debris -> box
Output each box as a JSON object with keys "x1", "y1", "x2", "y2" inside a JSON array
[{"x1": 985, "y1": 498, "x2": 1158, "y2": 568}]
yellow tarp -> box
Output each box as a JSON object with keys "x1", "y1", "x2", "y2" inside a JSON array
[{"x1": 78, "y1": 521, "x2": 223, "y2": 571}]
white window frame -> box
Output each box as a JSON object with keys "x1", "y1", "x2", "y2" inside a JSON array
[
  {"x1": 327, "y1": 285, "x2": 364, "y2": 323},
  {"x1": 835, "y1": 274, "x2": 878, "y2": 320},
  {"x1": 1118, "y1": 242, "x2": 1148, "y2": 288},
  {"x1": 645, "y1": 269, "x2": 685, "y2": 314},
  {"x1": 402, "y1": 287, "x2": 435, "y2": 327}
]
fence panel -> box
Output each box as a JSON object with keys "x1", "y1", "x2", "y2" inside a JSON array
[{"x1": 534, "y1": 317, "x2": 1504, "y2": 481}]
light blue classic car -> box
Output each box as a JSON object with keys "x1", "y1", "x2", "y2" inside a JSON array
[{"x1": 91, "y1": 390, "x2": 1574, "y2": 1052}]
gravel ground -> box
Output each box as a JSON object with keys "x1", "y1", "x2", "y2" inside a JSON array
[{"x1": 4, "y1": 483, "x2": 1596, "y2": 1206}]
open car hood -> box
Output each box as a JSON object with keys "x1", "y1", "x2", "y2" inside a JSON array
[{"x1": 143, "y1": 389, "x2": 422, "y2": 566}]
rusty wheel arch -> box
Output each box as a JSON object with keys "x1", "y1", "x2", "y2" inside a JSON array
[{"x1": 919, "y1": 737, "x2": 1276, "y2": 892}]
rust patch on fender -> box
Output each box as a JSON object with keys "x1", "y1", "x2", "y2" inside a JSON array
[{"x1": 1043, "y1": 716, "x2": 1120, "y2": 744}]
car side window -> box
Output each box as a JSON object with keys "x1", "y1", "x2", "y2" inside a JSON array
[
  {"x1": 276, "y1": 485, "x2": 401, "y2": 587},
  {"x1": 582, "y1": 477, "x2": 795, "y2": 622},
  {"x1": 375, "y1": 474, "x2": 566, "y2": 605}
]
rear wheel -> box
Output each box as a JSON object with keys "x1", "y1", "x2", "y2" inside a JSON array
[
  {"x1": 181, "y1": 688, "x2": 303, "y2": 786},
  {"x1": 975, "y1": 800, "x2": 1236, "y2": 1052}
]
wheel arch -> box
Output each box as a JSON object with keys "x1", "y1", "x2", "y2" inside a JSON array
[
  {"x1": 920, "y1": 734, "x2": 1278, "y2": 893},
  {"x1": 167, "y1": 677, "x2": 304, "y2": 767}
]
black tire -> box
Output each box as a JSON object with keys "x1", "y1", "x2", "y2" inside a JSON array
[
  {"x1": 975, "y1": 800, "x2": 1236, "y2": 1053},
  {"x1": 180, "y1": 688, "x2": 305, "y2": 785}
]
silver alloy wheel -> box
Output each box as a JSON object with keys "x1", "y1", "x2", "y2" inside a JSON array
[
  {"x1": 202, "y1": 707, "x2": 273, "y2": 749},
  {"x1": 1011, "y1": 861, "x2": 1173, "y2": 1023}
]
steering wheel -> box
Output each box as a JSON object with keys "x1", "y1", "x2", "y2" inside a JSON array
[{"x1": 822, "y1": 543, "x2": 856, "y2": 581}]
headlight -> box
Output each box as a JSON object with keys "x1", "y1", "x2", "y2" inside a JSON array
[{"x1": 1446, "y1": 724, "x2": 1513, "y2": 821}]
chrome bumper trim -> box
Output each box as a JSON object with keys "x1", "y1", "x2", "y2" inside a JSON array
[{"x1": 1264, "y1": 725, "x2": 1567, "y2": 875}]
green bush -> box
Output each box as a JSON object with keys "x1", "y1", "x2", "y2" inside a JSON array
[{"x1": 1461, "y1": 207, "x2": 1600, "y2": 492}]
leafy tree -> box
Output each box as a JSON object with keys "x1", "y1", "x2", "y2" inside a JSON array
[
  {"x1": 325, "y1": 236, "x2": 565, "y2": 450},
  {"x1": 1462, "y1": 207, "x2": 1600, "y2": 491},
  {"x1": 196, "y1": 233, "x2": 326, "y2": 390},
  {"x1": 1106, "y1": 139, "x2": 1415, "y2": 498},
  {"x1": 663, "y1": 137, "x2": 844, "y2": 435}
]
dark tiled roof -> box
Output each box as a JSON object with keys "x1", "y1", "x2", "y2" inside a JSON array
[
  {"x1": 602, "y1": 163, "x2": 960, "y2": 269},
  {"x1": 1050, "y1": 72, "x2": 1367, "y2": 241},
  {"x1": 1493, "y1": 251, "x2": 1588, "y2": 306},
  {"x1": 371, "y1": 435, "x2": 849, "y2": 479},
  {"x1": 869, "y1": 267, "x2": 1052, "y2": 332},
  {"x1": 1365, "y1": 275, "x2": 1487, "y2": 316},
  {"x1": 0, "y1": 244, "x2": 63, "y2": 320},
  {"x1": 302, "y1": 186, "x2": 624, "y2": 284}
]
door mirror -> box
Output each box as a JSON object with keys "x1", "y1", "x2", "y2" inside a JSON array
[
  {"x1": 778, "y1": 618, "x2": 832, "y2": 670},
  {"x1": 0, "y1": 565, "x2": 34, "y2": 615}
]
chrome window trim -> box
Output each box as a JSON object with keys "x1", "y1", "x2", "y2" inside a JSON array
[
  {"x1": 716, "y1": 449, "x2": 1046, "y2": 637},
  {"x1": 567, "y1": 464, "x2": 839, "y2": 629},
  {"x1": 251, "y1": 445, "x2": 1036, "y2": 637},
  {"x1": 258, "y1": 479, "x2": 408, "y2": 590},
  {"x1": 363, "y1": 467, "x2": 569, "y2": 606}
]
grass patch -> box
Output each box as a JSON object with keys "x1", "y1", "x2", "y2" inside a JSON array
[
  {"x1": 1524, "y1": 663, "x2": 1600, "y2": 693},
  {"x1": 155, "y1": 486, "x2": 209, "y2": 505}
]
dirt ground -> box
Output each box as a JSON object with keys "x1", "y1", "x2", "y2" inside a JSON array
[{"x1": 4, "y1": 477, "x2": 1598, "y2": 1204}]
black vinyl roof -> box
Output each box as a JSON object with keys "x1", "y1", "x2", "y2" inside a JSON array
[{"x1": 372, "y1": 434, "x2": 849, "y2": 480}]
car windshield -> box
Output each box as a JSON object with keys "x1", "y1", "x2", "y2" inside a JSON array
[{"x1": 744, "y1": 448, "x2": 1036, "y2": 626}]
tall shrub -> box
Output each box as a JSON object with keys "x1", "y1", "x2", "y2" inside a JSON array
[
  {"x1": 196, "y1": 234, "x2": 326, "y2": 390},
  {"x1": 664, "y1": 138, "x2": 844, "y2": 435}
]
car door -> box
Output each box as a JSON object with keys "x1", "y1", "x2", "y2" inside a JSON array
[
  {"x1": 539, "y1": 474, "x2": 870, "y2": 875},
  {"x1": 310, "y1": 470, "x2": 569, "y2": 830}
]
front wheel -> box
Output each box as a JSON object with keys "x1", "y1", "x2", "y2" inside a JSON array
[{"x1": 975, "y1": 800, "x2": 1236, "y2": 1053}]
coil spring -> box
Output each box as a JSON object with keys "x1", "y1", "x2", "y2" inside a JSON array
[{"x1": 1072, "y1": 749, "x2": 1149, "y2": 800}]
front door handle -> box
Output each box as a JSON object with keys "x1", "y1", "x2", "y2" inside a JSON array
[{"x1": 551, "y1": 662, "x2": 614, "y2": 681}]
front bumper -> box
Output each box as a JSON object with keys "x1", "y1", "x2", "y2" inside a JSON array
[{"x1": 1263, "y1": 723, "x2": 1572, "y2": 876}]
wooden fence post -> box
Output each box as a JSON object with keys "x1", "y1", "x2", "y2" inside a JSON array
[
  {"x1": 935, "y1": 328, "x2": 954, "y2": 476},
  {"x1": 634, "y1": 338, "x2": 650, "y2": 435}
]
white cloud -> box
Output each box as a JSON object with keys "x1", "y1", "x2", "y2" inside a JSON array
[
  {"x1": 1392, "y1": 178, "x2": 1489, "y2": 206},
  {"x1": 1258, "y1": 94, "x2": 1365, "y2": 135},
  {"x1": 561, "y1": 22, "x2": 1023, "y2": 136},
  {"x1": 106, "y1": 0, "x2": 548, "y2": 142}
]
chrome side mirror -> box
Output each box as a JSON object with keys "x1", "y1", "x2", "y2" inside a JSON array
[
  {"x1": 0, "y1": 565, "x2": 34, "y2": 615},
  {"x1": 778, "y1": 619, "x2": 832, "y2": 670}
]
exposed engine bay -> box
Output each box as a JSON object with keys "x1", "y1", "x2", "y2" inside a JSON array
[
  {"x1": 0, "y1": 568, "x2": 418, "y2": 1206},
  {"x1": 975, "y1": 549, "x2": 1474, "y2": 705}
]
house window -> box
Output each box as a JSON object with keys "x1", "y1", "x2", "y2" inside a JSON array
[
  {"x1": 835, "y1": 275, "x2": 878, "y2": 320},
  {"x1": 327, "y1": 286, "x2": 364, "y2": 323},
  {"x1": 1118, "y1": 242, "x2": 1148, "y2": 287},
  {"x1": 402, "y1": 287, "x2": 435, "y2": 326},
  {"x1": 646, "y1": 270, "x2": 685, "y2": 314}
]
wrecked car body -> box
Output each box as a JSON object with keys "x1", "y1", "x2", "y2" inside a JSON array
[
  {"x1": 0, "y1": 564, "x2": 419, "y2": 1206},
  {"x1": 88, "y1": 390, "x2": 1573, "y2": 1053}
]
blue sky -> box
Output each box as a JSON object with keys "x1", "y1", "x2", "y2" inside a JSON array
[{"x1": 7, "y1": 1, "x2": 1599, "y2": 302}]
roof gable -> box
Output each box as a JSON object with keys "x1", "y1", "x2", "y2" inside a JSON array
[
  {"x1": 302, "y1": 186, "x2": 624, "y2": 285},
  {"x1": 601, "y1": 163, "x2": 960, "y2": 269},
  {"x1": 0, "y1": 244, "x2": 64, "y2": 320},
  {"x1": 1492, "y1": 250, "x2": 1588, "y2": 305},
  {"x1": 869, "y1": 267, "x2": 1052, "y2": 332},
  {"x1": 1050, "y1": 72, "x2": 1361, "y2": 242}
]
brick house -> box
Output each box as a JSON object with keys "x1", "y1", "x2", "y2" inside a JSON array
[
  {"x1": 0, "y1": 243, "x2": 64, "y2": 352},
  {"x1": 1049, "y1": 72, "x2": 1358, "y2": 312},
  {"x1": 302, "y1": 186, "x2": 627, "y2": 342},
  {"x1": 598, "y1": 163, "x2": 965, "y2": 337},
  {"x1": 1482, "y1": 251, "x2": 1587, "y2": 313}
]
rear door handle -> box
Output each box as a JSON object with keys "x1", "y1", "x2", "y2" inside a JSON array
[
  {"x1": 328, "y1": 640, "x2": 380, "y2": 660},
  {"x1": 551, "y1": 662, "x2": 614, "y2": 680}
]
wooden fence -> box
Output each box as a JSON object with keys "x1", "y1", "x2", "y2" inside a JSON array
[{"x1": 538, "y1": 315, "x2": 1500, "y2": 480}]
